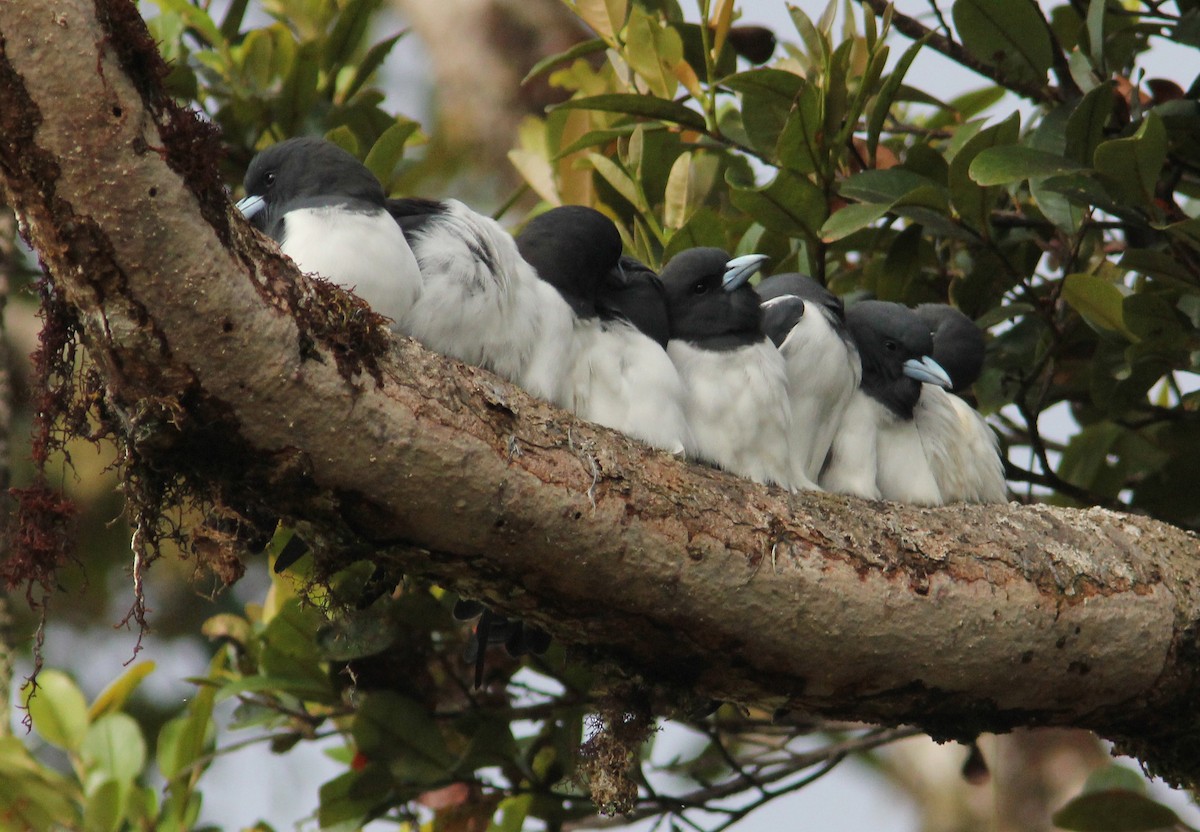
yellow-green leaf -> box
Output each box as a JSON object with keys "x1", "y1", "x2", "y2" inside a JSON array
[
  {"x1": 88, "y1": 662, "x2": 155, "y2": 721},
  {"x1": 26, "y1": 670, "x2": 89, "y2": 752},
  {"x1": 1062, "y1": 273, "x2": 1136, "y2": 340}
]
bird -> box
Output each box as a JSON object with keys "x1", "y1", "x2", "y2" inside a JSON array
[
  {"x1": 385, "y1": 197, "x2": 575, "y2": 407},
  {"x1": 236, "y1": 137, "x2": 421, "y2": 326},
  {"x1": 515, "y1": 206, "x2": 692, "y2": 455},
  {"x1": 658, "y1": 248, "x2": 811, "y2": 490},
  {"x1": 756, "y1": 273, "x2": 861, "y2": 485},
  {"x1": 820, "y1": 300, "x2": 953, "y2": 504},
  {"x1": 911, "y1": 304, "x2": 1007, "y2": 503}
]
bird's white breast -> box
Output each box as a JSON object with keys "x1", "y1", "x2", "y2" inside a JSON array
[
  {"x1": 567, "y1": 320, "x2": 691, "y2": 455},
  {"x1": 402, "y1": 200, "x2": 574, "y2": 406},
  {"x1": 915, "y1": 386, "x2": 1007, "y2": 503},
  {"x1": 281, "y1": 207, "x2": 421, "y2": 327},
  {"x1": 779, "y1": 309, "x2": 861, "y2": 482},
  {"x1": 669, "y1": 339, "x2": 801, "y2": 489}
]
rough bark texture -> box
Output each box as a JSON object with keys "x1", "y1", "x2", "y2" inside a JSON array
[{"x1": 2, "y1": 0, "x2": 1200, "y2": 784}]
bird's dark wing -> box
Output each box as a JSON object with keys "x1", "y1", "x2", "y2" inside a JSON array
[
  {"x1": 598, "y1": 255, "x2": 671, "y2": 348},
  {"x1": 385, "y1": 196, "x2": 448, "y2": 239},
  {"x1": 759, "y1": 295, "x2": 806, "y2": 349}
]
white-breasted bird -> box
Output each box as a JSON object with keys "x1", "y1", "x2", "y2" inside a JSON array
[
  {"x1": 912, "y1": 304, "x2": 1007, "y2": 503},
  {"x1": 659, "y1": 248, "x2": 811, "y2": 490},
  {"x1": 820, "y1": 300, "x2": 953, "y2": 504},
  {"x1": 237, "y1": 137, "x2": 422, "y2": 326},
  {"x1": 757, "y1": 273, "x2": 861, "y2": 485},
  {"x1": 386, "y1": 197, "x2": 575, "y2": 407},
  {"x1": 515, "y1": 206, "x2": 692, "y2": 454}
]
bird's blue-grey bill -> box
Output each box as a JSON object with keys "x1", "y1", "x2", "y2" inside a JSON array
[
  {"x1": 902, "y1": 355, "x2": 953, "y2": 389},
  {"x1": 722, "y1": 254, "x2": 769, "y2": 291},
  {"x1": 236, "y1": 194, "x2": 266, "y2": 220}
]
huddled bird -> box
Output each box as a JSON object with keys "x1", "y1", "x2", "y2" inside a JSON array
[
  {"x1": 385, "y1": 196, "x2": 576, "y2": 407},
  {"x1": 820, "y1": 300, "x2": 953, "y2": 504},
  {"x1": 516, "y1": 206, "x2": 692, "y2": 455},
  {"x1": 236, "y1": 135, "x2": 1010, "y2": 683},
  {"x1": 757, "y1": 273, "x2": 861, "y2": 486},
  {"x1": 912, "y1": 304, "x2": 1007, "y2": 504},
  {"x1": 236, "y1": 137, "x2": 421, "y2": 326},
  {"x1": 659, "y1": 248, "x2": 809, "y2": 490}
]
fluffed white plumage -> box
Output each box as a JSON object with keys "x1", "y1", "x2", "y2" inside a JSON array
[
  {"x1": 516, "y1": 206, "x2": 691, "y2": 455},
  {"x1": 819, "y1": 300, "x2": 951, "y2": 504},
  {"x1": 758, "y1": 275, "x2": 861, "y2": 484},
  {"x1": 914, "y1": 386, "x2": 1007, "y2": 503},
  {"x1": 668, "y1": 338, "x2": 800, "y2": 487},
  {"x1": 237, "y1": 137, "x2": 423, "y2": 327},
  {"x1": 400, "y1": 199, "x2": 576, "y2": 407},
  {"x1": 566, "y1": 318, "x2": 693, "y2": 455},
  {"x1": 278, "y1": 207, "x2": 420, "y2": 325}
]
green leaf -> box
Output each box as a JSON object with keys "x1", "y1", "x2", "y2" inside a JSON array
[
  {"x1": 1062, "y1": 273, "x2": 1136, "y2": 340},
  {"x1": 777, "y1": 82, "x2": 824, "y2": 174},
  {"x1": 82, "y1": 777, "x2": 125, "y2": 832},
  {"x1": 624, "y1": 6, "x2": 683, "y2": 99},
  {"x1": 584, "y1": 153, "x2": 643, "y2": 210},
  {"x1": 949, "y1": 112, "x2": 1020, "y2": 233},
  {"x1": 866, "y1": 35, "x2": 928, "y2": 162},
  {"x1": 157, "y1": 676, "x2": 216, "y2": 782},
  {"x1": 1093, "y1": 113, "x2": 1168, "y2": 207},
  {"x1": 81, "y1": 713, "x2": 147, "y2": 784},
  {"x1": 969, "y1": 146, "x2": 1083, "y2": 185},
  {"x1": 343, "y1": 32, "x2": 404, "y2": 101},
  {"x1": 488, "y1": 794, "x2": 533, "y2": 832},
  {"x1": 150, "y1": 0, "x2": 226, "y2": 49},
  {"x1": 552, "y1": 94, "x2": 706, "y2": 130},
  {"x1": 353, "y1": 692, "x2": 453, "y2": 782},
  {"x1": 840, "y1": 169, "x2": 944, "y2": 204},
  {"x1": 522, "y1": 38, "x2": 607, "y2": 86},
  {"x1": 952, "y1": 0, "x2": 1054, "y2": 88},
  {"x1": 1085, "y1": 0, "x2": 1107, "y2": 71},
  {"x1": 1065, "y1": 82, "x2": 1116, "y2": 165},
  {"x1": 663, "y1": 151, "x2": 718, "y2": 230},
  {"x1": 1059, "y1": 422, "x2": 1123, "y2": 490},
  {"x1": 317, "y1": 765, "x2": 393, "y2": 830},
  {"x1": 568, "y1": 0, "x2": 628, "y2": 43},
  {"x1": 1052, "y1": 789, "x2": 1182, "y2": 831},
  {"x1": 26, "y1": 670, "x2": 89, "y2": 752},
  {"x1": 723, "y1": 69, "x2": 807, "y2": 161},
  {"x1": 323, "y1": 0, "x2": 381, "y2": 72},
  {"x1": 364, "y1": 119, "x2": 419, "y2": 187},
  {"x1": 88, "y1": 662, "x2": 155, "y2": 721},
  {"x1": 820, "y1": 202, "x2": 891, "y2": 242},
  {"x1": 728, "y1": 167, "x2": 827, "y2": 238}
]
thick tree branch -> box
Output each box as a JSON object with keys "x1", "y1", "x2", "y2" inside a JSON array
[{"x1": 3, "y1": 0, "x2": 1200, "y2": 786}]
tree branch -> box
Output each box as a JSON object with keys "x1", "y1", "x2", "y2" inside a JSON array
[
  {"x1": 3, "y1": 0, "x2": 1200, "y2": 787},
  {"x1": 852, "y1": 0, "x2": 1060, "y2": 104}
]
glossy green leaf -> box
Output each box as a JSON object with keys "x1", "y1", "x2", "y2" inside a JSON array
[
  {"x1": 317, "y1": 765, "x2": 393, "y2": 830},
  {"x1": 343, "y1": 32, "x2": 405, "y2": 101},
  {"x1": 353, "y1": 692, "x2": 453, "y2": 782},
  {"x1": 552, "y1": 94, "x2": 706, "y2": 130},
  {"x1": 1062, "y1": 273, "x2": 1136, "y2": 339},
  {"x1": 728, "y1": 167, "x2": 826, "y2": 238},
  {"x1": 820, "y1": 202, "x2": 891, "y2": 242},
  {"x1": 1059, "y1": 422, "x2": 1123, "y2": 489},
  {"x1": 723, "y1": 69, "x2": 806, "y2": 160},
  {"x1": 1052, "y1": 789, "x2": 1182, "y2": 831},
  {"x1": 776, "y1": 83, "x2": 824, "y2": 174},
  {"x1": 866, "y1": 35, "x2": 927, "y2": 162},
  {"x1": 323, "y1": 0, "x2": 381, "y2": 72},
  {"x1": 150, "y1": 0, "x2": 226, "y2": 49},
  {"x1": 1065, "y1": 82, "x2": 1116, "y2": 165},
  {"x1": 624, "y1": 6, "x2": 682, "y2": 99},
  {"x1": 1093, "y1": 113, "x2": 1168, "y2": 207},
  {"x1": 488, "y1": 794, "x2": 534, "y2": 832},
  {"x1": 364, "y1": 119, "x2": 419, "y2": 187},
  {"x1": 969, "y1": 146, "x2": 1083, "y2": 185},
  {"x1": 840, "y1": 169, "x2": 944, "y2": 204},
  {"x1": 81, "y1": 713, "x2": 147, "y2": 784},
  {"x1": 663, "y1": 151, "x2": 718, "y2": 230},
  {"x1": 87, "y1": 662, "x2": 155, "y2": 722},
  {"x1": 568, "y1": 0, "x2": 628, "y2": 43},
  {"x1": 585, "y1": 153, "x2": 643, "y2": 210},
  {"x1": 1086, "y1": 0, "x2": 1107, "y2": 71},
  {"x1": 949, "y1": 112, "x2": 1020, "y2": 233},
  {"x1": 26, "y1": 670, "x2": 89, "y2": 752},
  {"x1": 952, "y1": 0, "x2": 1054, "y2": 88}
]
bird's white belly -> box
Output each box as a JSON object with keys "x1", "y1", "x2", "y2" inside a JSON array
[{"x1": 915, "y1": 386, "x2": 1007, "y2": 503}]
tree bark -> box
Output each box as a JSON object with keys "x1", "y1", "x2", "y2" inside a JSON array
[{"x1": 2, "y1": 0, "x2": 1200, "y2": 786}]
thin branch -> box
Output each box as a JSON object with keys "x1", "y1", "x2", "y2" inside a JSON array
[{"x1": 853, "y1": 0, "x2": 1059, "y2": 103}]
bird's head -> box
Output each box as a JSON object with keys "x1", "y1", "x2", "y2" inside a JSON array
[
  {"x1": 660, "y1": 248, "x2": 767, "y2": 349},
  {"x1": 516, "y1": 205, "x2": 623, "y2": 315},
  {"x1": 847, "y1": 300, "x2": 952, "y2": 417},
  {"x1": 236, "y1": 137, "x2": 385, "y2": 233},
  {"x1": 913, "y1": 303, "x2": 986, "y2": 393}
]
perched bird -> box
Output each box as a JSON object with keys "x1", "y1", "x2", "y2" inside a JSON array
[
  {"x1": 757, "y1": 273, "x2": 861, "y2": 484},
  {"x1": 237, "y1": 137, "x2": 421, "y2": 326},
  {"x1": 659, "y1": 248, "x2": 810, "y2": 490},
  {"x1": 516, "y1": 206, "x2": 692, "y2": 454},
  {"x1": 601, "y1": 255, "x2": 673, "y2": 349},
  {"x1": 820, "y1": 300, "x2": 953, "y2": 504},
  {"x1": 911, "y1": 305, "x2": 1007, "y2": 503},
  {"x1": 386, "y1": 197, "x2": 575, "y2": 406}
]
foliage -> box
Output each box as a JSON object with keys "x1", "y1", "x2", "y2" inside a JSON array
[{"x1": 8, "y1": 0, "x2": 1200, "y2": 830}]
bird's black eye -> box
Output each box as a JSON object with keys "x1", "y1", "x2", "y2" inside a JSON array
[
  {"x1": 264, "y1": 171, "x2": 277, "y2": 188},
  {"x1": 693, "y1": 282, "x2": 709, "y2": 295},
  {"x1": 884, "y1": 340, "x2": 897, "y2": 351}
]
